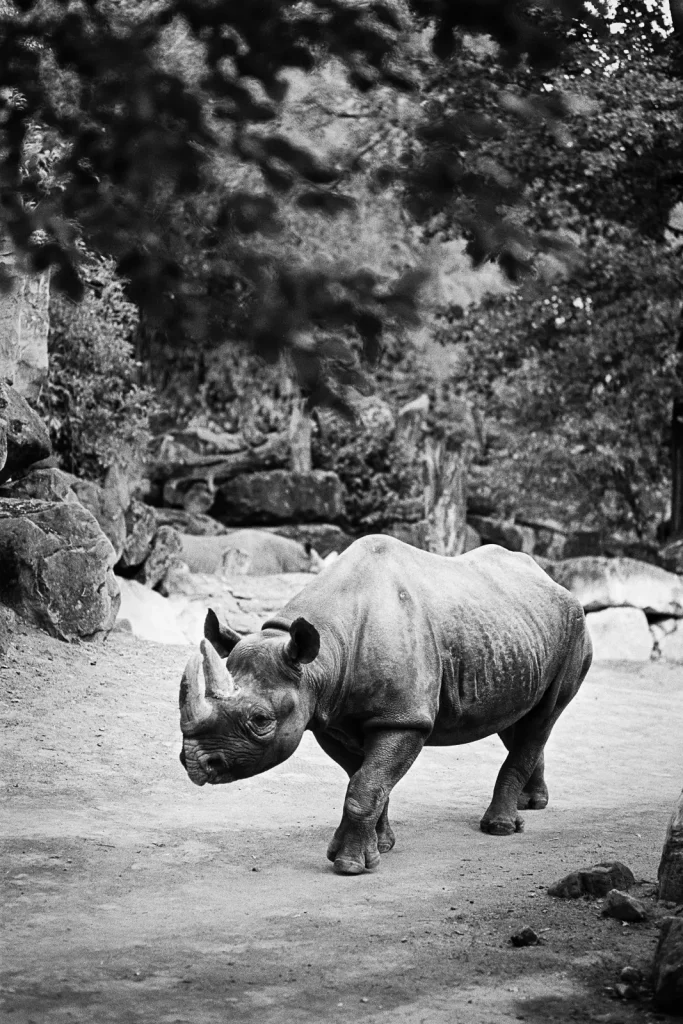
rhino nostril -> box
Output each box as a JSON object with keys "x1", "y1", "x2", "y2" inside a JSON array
[{"x1": 206, "y1": 753, "x2": 226, "y2": 773}]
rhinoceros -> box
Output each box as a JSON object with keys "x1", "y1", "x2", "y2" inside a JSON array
[{"x1": 179, "y1": 536, "x2": 592, "y2": 875}]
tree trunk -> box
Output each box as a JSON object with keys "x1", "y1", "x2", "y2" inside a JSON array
[
  {"x1": 423, "y1": 439, "x2": 468, "y2": 557},
  {"x1": 658, "y1": 788, "x2": 683, "y2": 903},
  {"x1": 288, "y1": 400, "x2": 312, "y2": 473}
]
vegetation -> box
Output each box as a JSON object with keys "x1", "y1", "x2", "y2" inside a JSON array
[{"x1": 41, "y1": 255, "x2": 156, "y2": 480}]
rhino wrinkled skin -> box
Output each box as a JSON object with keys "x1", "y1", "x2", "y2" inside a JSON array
[{"x1": 179, "y1": 536, "x2": 592, "y2": 875}]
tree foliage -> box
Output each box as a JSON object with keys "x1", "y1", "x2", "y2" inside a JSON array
[{"x1": 1, "y1": 0, "x2": 599, "y2": 402}]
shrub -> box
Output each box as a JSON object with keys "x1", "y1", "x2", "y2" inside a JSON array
[{"x1": 41, "y1": 255, "x2": 156, "y2": 481}]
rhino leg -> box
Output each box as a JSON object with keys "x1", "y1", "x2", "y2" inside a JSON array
[
  {"x1": 313, "y1": 731, "x2": 396, "y2": 855},
  {"x1": 320, "y1": 729, "x2": 425, "y2": 875},
  {"x1": 480, "y1": 628, "x2": 591, "y2": 837},
  {"x1": 499, "y1": 728, "x2": 549, "y2": 810}
]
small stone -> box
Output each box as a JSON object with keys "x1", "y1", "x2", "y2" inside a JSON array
[
  {"x1": 360, "y1": 997, "x2": 369, "y2": 1003},
  {"x1": 614, "y1": 983, "x2": 638, "y2": 1000},
  {"x1": 602, "y1": 889, "x2": 647, "y2": 922},
  {"x1": 619, "y1": 967, "x2": 642, "y2": 985},
  {"x1": 510, "y1": 927, "x2": 541, "y2": 947},
  {"x1": 548, "y1": 871, "x2": 584, "y2": 899}
]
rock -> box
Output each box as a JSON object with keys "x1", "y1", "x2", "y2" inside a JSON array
[
  {"x1": 462, "y1": 524, "x2": 481, "y2": 553},
  {"x1": 613, "y1": 982, "x2": 638, "y2": 1000},
  {"x1": 116, "y1": 578, "x2": 189, "y2": 646},
  {"x1": 0, "y1": 603, "x2": 18, "y2": 655},
  {"x1": 660, "y1": 538, "x2": 683, "y2": 575},
  {"x1": 602, "y1": 889, "x2": 647, "y2": 922},
  {"x1": 510, "y1": 926, "x2": 540, "y2": 947},
  {"x1": 263, "y1": 523, "x2": 354, "y2": 559},
  {"x1": 0, "y1": 386, "x2": 7, "y2": 476},
  {"x1": 548, "y1": 871, "x2": 584, "y2": 899},
  {"x1": 658, "y1": 789, "x2": 683, "y2": 904},
  {"x1": 548, "y1": 861, "x2": 635, "y2": 899},
  {"x1": 563, "y1": 530, "x2": 605, "y2": 558},
  {"x1": 515, "y1": 515, "x2": 568, "y2": 560},
  {"x1": 619, "y1": 967, "x2": 642, "y2": 986},
  {"x1": 70, "y1": 476, "x2": 128, "y2": 562},
  {"x1": 546, "y1": 556, "x2": 683, "y2": 616},
  {"x1": 118, "y1": 499, "x2": 158, "y2": 570},
  {"x1": 382, "y1": 520, "x2": 431, "y2": 550},
  {"x1": 467, "y1": 515, "x2": 535, "y2": 555},
  {"x1": 215, "y1": 469, "x2": 344, "y2": 526},
  {"x1": 0, "y1": 497, "x2": 120, "y2": 640},
  {"x1": 182, "y1": 482, "x2": 215, "y2": 514},
  {"x1": 178, "y1": 529, "x2": 323, "y2": 576},
  {"x1": 651, "y1": 618, "x2": 683, "y2": 664},
  {"x1": 586, "y1": 607, "x2": 653, "y2": 662},
  {"x1": 0, "y1": 382, "x2": 51, "y2": 484},
  {"x1": 152, "y1": 508, "x2": 230, "y2": 536},
  {"x1": 0, "y1": 466, "x2": 79, "y2": 505},
  {"x1": 135, "y1": 526, "x2": 183, "y2": 589},
  {"x1": 653, "y1": 916, "x2": 683, "y2": 1014}
]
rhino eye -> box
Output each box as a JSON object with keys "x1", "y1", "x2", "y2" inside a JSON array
[{"x1": 249, "y1": 713, "x2": 274, "y2": 733}]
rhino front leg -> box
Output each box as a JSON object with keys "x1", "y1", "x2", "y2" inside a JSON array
[
  {"x1": 313, "y1": 731, "x2": 396, "y2": 855},
  {"x1": 325, "y1": 729, "x2": 425, "y2": 875}
]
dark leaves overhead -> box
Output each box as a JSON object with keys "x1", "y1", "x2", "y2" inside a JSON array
[{"x1": 0, "y1": 0, "x2": 622, "y2": 401}]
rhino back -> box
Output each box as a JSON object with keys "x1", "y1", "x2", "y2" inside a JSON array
[{"x1": 268, "y1": 536, "x2": 586, "y2": 738}]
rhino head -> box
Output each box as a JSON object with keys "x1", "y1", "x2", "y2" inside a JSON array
[{"x1": 178, "y1": 609, "x2": 320, "y2": 787}]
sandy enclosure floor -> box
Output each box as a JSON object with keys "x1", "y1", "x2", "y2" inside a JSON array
[{"x1": 1, "y1": 578, "x2": 682, "y2": 1024}]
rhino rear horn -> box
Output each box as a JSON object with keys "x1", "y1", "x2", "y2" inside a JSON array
[
  {"x1": 284, "y1": 617, "x2": 320, "y2": 665},
  {"x1": 204, "y1": 608, "x2": 242, "y2": 658}
]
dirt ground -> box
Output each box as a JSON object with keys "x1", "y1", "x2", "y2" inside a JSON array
[{"x1": 1, "y1": 575, "x2": 682, "y2": 1024}]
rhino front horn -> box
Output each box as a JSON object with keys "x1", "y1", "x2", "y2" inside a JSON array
[
  {"x1": 179, "y1": 652, "x2": 215, "y2": 732},
  {"x1": 200, "y1": 639, "x2": 238, "y2": 699}
]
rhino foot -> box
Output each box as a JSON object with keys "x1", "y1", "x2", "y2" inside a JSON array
[
  {"x1": 517, "y1": 785, "x2": 549, "y2": 811},
  {"x1": 327, "y1": 818, "x2": 382, "y2": 874},
  {"x1": 480, "y1": 813, "x2": 525, "y2": 836}
]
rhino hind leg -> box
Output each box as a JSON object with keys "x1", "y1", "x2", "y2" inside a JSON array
[
  {"x1": 480, "y1": 626, "x2": 591, "y2": 837},
  {"x1": 499, "y1": 731, "x2": 549, "y2": 810}
]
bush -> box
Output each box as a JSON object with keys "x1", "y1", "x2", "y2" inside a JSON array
[{"x1": 41, "y1": 255, "x2": 156, "y2": 481}]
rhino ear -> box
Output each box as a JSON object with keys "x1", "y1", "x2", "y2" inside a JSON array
[
  {"x1": 204, "y1": 608, "x2": 242, "y2": 658},
  {"x1": 284, "y1": 617, "x2": 320, "y2": 666}
]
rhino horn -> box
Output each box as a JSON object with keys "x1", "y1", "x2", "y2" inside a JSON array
[
  {"x1": 179, "y1": 652, "x2": 215, "y2": 732},
  {"x1": 200, "y1": 638, "x2": 238, "y2": 699}
]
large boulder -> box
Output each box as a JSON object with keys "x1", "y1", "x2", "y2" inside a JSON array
[
  {"x1": 215, "y1": 469, "x2": 344, "y2": 525},
  {"x1": 651, "y1": 618, "x2": 683, "y2": 664},
  {"x1": 264, "y1": 523, "x2": 354, "y2": 558},
  {"x1": 152, "y1": 507, "x2": 230, "y2": 536},
  {"x1": 0, "y1": 497, "x2": 120, "y2": 640},
  {"x1": 0, "y1": 382, "x2": 51, "y2": 484},
  {"x1": 0, "y1": 466, "x2": 79, "y2": 505},
  {"x1": 70, "y1": 471, "x2": 129, "y2": 561},
  {"x1": 467, "y1": 515, "x2": 535, "y2": 555},
  {"x1": 178, "y1": 529, "x2": 323, "y2": 576},
  {"x1": 546, "y1": 556, "x2": 683, "y2": 617},
  {"x1": 135, "y1": 525, "x2": 183, "y2": 589},
  {"x1": 118, "y1": 499, "x2": 158, "y2": 570},
  {"x1": 585, "y1": 607, "x2": 653, "y2": 662},
  {"x1": 653, "y1": 916, "x2": 683, "y2": 1015}
]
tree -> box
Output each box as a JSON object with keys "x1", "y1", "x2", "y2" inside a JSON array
[
  {"x1": 410, "y1": 4, "x2": 683, "y2": 539},
  {"x1": 0, "y1": 0, "x2": 595, "y2": 404}
]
